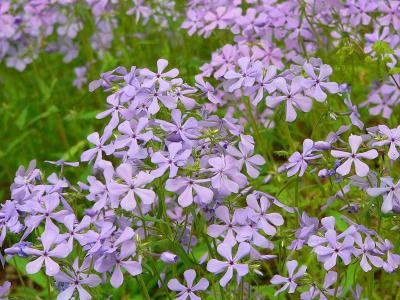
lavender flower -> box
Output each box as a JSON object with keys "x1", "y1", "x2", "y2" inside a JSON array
[
  {"x1": 331, "y1": 135, "x2": 378, "y2": 177},
  {"x1": 168, "y1": 269, "x2": 209, "y2": 299},
  {"x1": 270, "y1": 260, "x2": 307, "y2": 296},
  {"x1": 266, "y1": 77, "x2": 312, "y2": 122},
  {"x1": 24, "y1": 230, "x2": 70, "y2": 276},
  {"x1": 206, "y1": 242, "x2": 250, "y2": 287}
]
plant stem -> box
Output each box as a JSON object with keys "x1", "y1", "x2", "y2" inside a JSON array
[
  {"x1": 13, "y1": 257, "x2": 25, "y2": 287},
  {"x1": 136, "y1": 204, "x2": 148, "y2": 238},
  {"x1": 333, "y1": 263, "x2": 341, "y2": 300},
  {"x1": 47, "y1": 275, "x2": 51, "y2": 300},
  {"x1": 148, "y1": 257, "x2": 172, "y2": 300},
  {"x1": 136, "y1": 276, "x2": 151, "y2": 300},
  {"x1": 295, "y1": 174, "x2": 300, "y2": 214}
]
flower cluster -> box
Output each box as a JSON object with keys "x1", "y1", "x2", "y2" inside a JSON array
[{"x1": 2, "y1": 0, "x2": 400, "y2": 299}]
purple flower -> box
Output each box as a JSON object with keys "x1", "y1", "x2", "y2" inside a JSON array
[
  {"x1": 151, "y1": 142, "x2": 191, "y2": 178},
  {"x1": 353, "y1": 235, "x2": 384, "y2": 272},
  {"x1": 252, "y1": 40, "x2": 284, "y2": 69},
  {"x1": 115, "y1": 118, "x2": 153, "y2": 156},
  {"x1": 344, "y1": 98, "x2": 364, "y2": 130},
  {"x1": 302, "y1": 63, "x2": 339, "y2": 102},
  {"x1": 367, "y1": 177, "x2": 400, "y2": 213},
  {"x1": 204, "y1": 6, "x2": 239, "y2": 33},
  {"x1": 11, "y1": 160, "x2": 41, "y2": 201},
  {"x1": 165, "y1": 177, "x2": 213, "y2": 207},
  {"x1": 224, "y1": 57, "x2": 262, "y2": 92},
  {"x1": 266, "y1": 77, "x2": 312, "y2": 122},
  {"x1": 346, "y1": 0, "x2": 377, "y2": 26},
  {"x1": 376, "y1": 239, "x2": 400, "y2": 273},
  {"x1": 208, "y1": 155, "x2": 247, "y2": 194},
  {"x1": 289, "y1": 212, "x2": 319, "y2": 250},
  {"x1": 206, "y1": 242, "x2": 250, "y2": 287},
  {"x1": 167, "y1": 269, "x2": 209, "y2": 299},
  {"x1": 110, "y1": 163, "x2": 155, "y2": 211},
  {"x1": 133, "y1": 85, "x2": 177, "y2": 115},
  {"x1": 96, "y1": 93, "x2": 131, "y2": 131},
  {"x1": 270, "y1": 260, "x2": 307, "y2": 296},
  {"x1": 313, "y1": 230, "x2": 355, "y2": 270},
  {"x1": 59, "y1": 215, "x2": 96, "y2": 248},
  {"x1": 24, "y1": 193, "x2": 71, "y2": 233},
  {"x1": 245, "y1": 65, "x2": 277, "y2": 105},
  {"x1": 286, "y1": 139, "x2": 322, "y2": 177},
  {"x1": 0, "y1": 281, "x2": 10, "y2": 300},
  {"x1": 195, "y1": 76, "x2": 221, "y2": 104},
  {"x1": 157, "y1": 109, "x2": 199, "y2": 144},
  {"x1": 378, "y1": 1, "x2": 400, "y2": 30},
  {"x1": 141, "y1": 58, "x2": 179, "y2": 91},
  {"x1": 54, "y1": 257, "x2": 101, "y2": 300},
  {"x1": 80, "y1": 131, "x2": 115, "y2": 166},
  {"x1": 207, "y1": 206, "x2": 250, "y2": 244},
  {"x1": 372, "y1": 125, "x2": 400, "y2": 160},
  {"x1": 227, "y1": 142, "x2": 265, "y2": 178},
  {"x1": 300, "y1": 271, "x2": 340, "y2": 300},
  {"x1": 331, "y1": 135, "x2": 378, "y2": 177},
  {"x1": 73, "y1": 66, "x2": 87, "y2": 89},
  {"x1": 246, "y1": 196, "x2": 284, "y2": 236},
  {"x1": 24, "y1": 230, "x2": 70, "y2": 276},
  {"x1": 160, "y1": 251, "x2": 178, "y2": 264}
]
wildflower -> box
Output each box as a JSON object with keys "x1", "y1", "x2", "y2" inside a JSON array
[
  {"x1": 55, "y1": 258, "x2": 101, "y2": 300},
  {"x1": 227, "y1": 142, "x2": 265, "y2": 178},
  {"x1": 165, "y1": 177, "x2": 213, "y2": 207},
  {"x1": 151, "y1": 142, "x2": 191, "y2": 178},
  {"x1": 372, "y1": 125, "x2": 400, "y2": 160},
  {"x1": 168, "y1": 269, "x2": 209, "y2": 299},
  {"x1": 224, "y1": 57, "x2": 262, "y2": 92},
  {"x1": 266, "y1": 77, "x2": 312, "y2": 122},
  {"x1": 312, "y1": 230, "x2": 355, "y2": 270},
  {"x1": 367, "y1": 177, "x2": 400, "y2": 213},
  {"x1": 353, "y1": 235, "x2": 384, "y2": 272},
  {"x1": 206, "y1": 242, "x2": 250, "y2": 287},
  {"x1": 270, "y1": 260, "x2": 307, "y2": 296},
  {"x1": 303, "y1": 271, "x2": 340, "y2": 299},
  {"x1": 208, "y1": 155, "x2": 247, "y2": 194},
  {"x1": 331, "y1": 135, "x2": 378, "y2": 177},
  {"x1": 141, "y1": 58, "x2": 179, "y2": 91},
  {"x1": 24, "y1": 230, "x2": 70, "y2": 276},
  {"x1": 286, "y1": 139, "x2": 322, "y2": 177},
  {"x1": 110, "y1": 163, "x2": 155, "y2": 211},
  {"x1": 302, "y1": 63, "x2": 339, "y2": 102},
  {"x1": 160, "y1": 252, "x2": 178, "y2": 264},
  {"x1": 80, "y1": 131, "x2": 115, "y2": 166}
]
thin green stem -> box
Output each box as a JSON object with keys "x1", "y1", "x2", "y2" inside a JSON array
[
  {"x1": 295, "y1": 174, "x2": 300, "y2": 215},
  {"x1": 136, "y1": 204, "x2": 148, "y2": 238},
  {"x1": 47, "y1": 275, "x2": 51, "y2": 300},
  {"x1": 333, "y1": 263, "x2": 341, "y2": 300},
  {"x1": 136, "y1": 276, "x2": 151, "y2": 300}
]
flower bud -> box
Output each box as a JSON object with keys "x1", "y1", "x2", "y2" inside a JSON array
[{"x1": 160, "y1": 251, "x2": 178, "y2": 264}]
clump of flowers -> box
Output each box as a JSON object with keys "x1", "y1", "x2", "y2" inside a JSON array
[{"x1": 2, "y1": 0, "x2": 400, "y2": 299}]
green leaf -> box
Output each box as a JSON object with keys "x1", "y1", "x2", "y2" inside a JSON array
[
  {"x1": 26, "y1": 105, "x2": 59, "y2": 127},
  {"x1": 372, "y1": 41, "x2": 394, "y2": 56},
  {"x1": 9, "y1": 256, "x2": 47, "y2": 288},
  {"x1": 389, "y1": 67, "x2": 400, "y2": 75}
]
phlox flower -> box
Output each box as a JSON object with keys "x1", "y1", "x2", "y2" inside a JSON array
[
  {"x1": 168, "y1": 269, "x2": 209, "y2": 300},
  {"x1": 270, "y1": 260, "x2": 307, "y2": 296},
  {"x1": 331, "y1": 135, "x2": 378, "y2": 177},
  {"x1": 206, "y1": 242, "x2": 250, "y2": 287},
  {"x1": 24, "y1": 230, "x2": 70, "y2": 276},
  {"x1": 266, "y1": 76, "x2": 312, "y2": 122}
]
